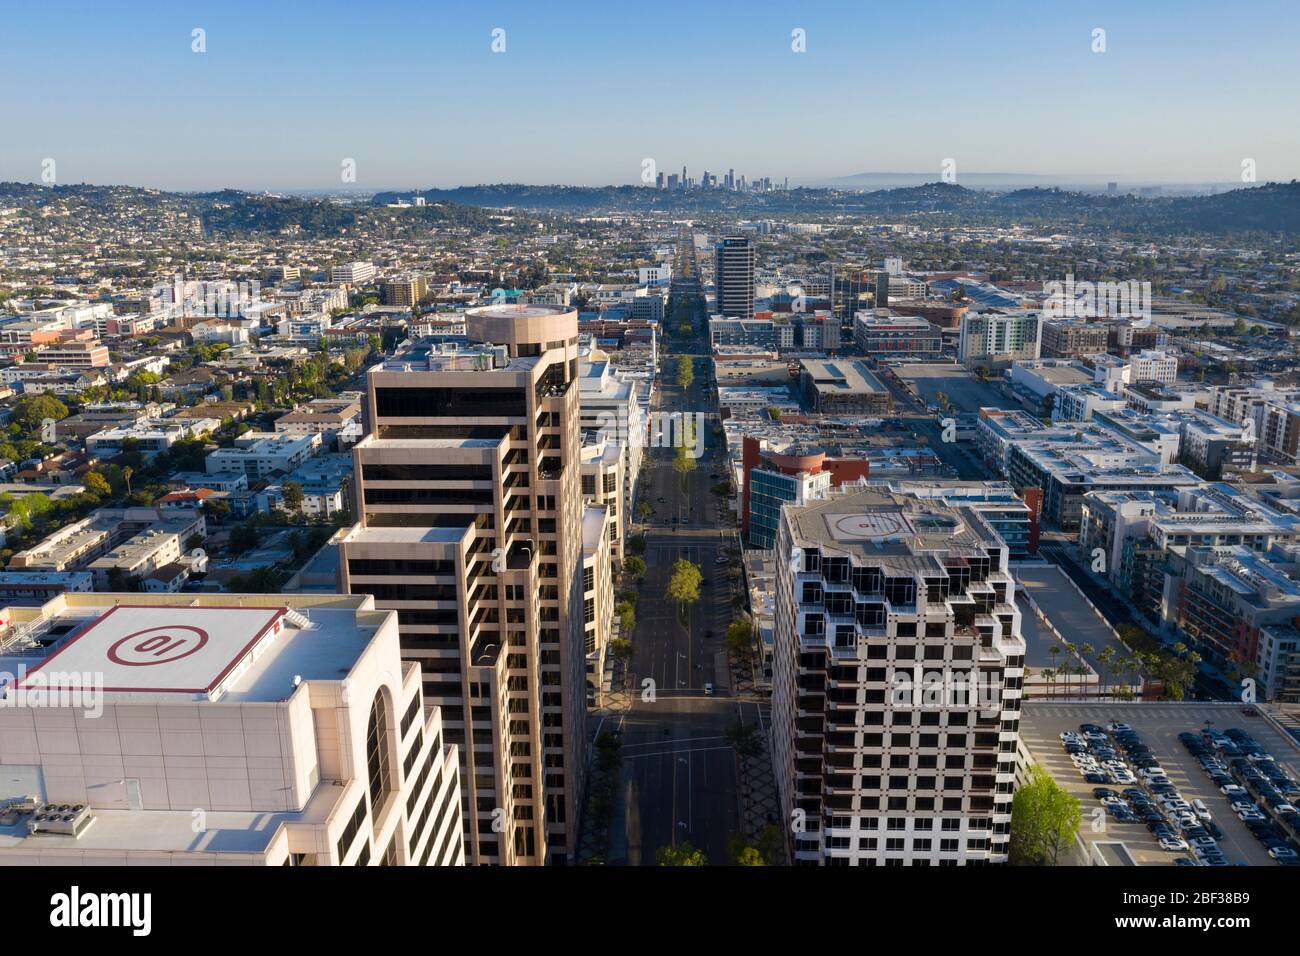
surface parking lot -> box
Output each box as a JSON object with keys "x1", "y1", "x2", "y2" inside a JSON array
[
  {"x1": 1022, "y1": 703, "x2": 1300, "y2": 866},
  {"x1": 892, "y1": 363, "x2": 1013, "y2": 414}
]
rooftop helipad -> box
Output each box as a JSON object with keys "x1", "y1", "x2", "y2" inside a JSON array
[{"x1": 15, "y1": 604, "x2": 288, "y2": 698}]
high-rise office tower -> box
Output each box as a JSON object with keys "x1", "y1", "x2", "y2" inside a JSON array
[
  {"x1": 831, "y1": 268, "x2": 870, "y2": 324},
  {"x1": 770, "y1": 488, "x2": 1025, "y2": 866},
  {"x1": 715, "y1": 236, "x2": 755, "y2": 320},
  {"x1": 874, "y1": 271, "x2": 890, "y2": 307},
  {"x1": 339, "y1": 304, "x2": 587, "y2": 866}
]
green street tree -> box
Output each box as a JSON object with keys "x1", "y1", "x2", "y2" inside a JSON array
[
  {"x1": 675, "y1": 357, "x2": 694, "y2": 388},
  {"x1": 735, "y1": 846, "x2": 765, "y2": 866},
  {"x1": 725, "y1": 619, "x2": 753, "y2": 656},
  {"x1": 1009, "y1": 765, "x2": 1082, "y2": 865},
  {"x1": 672, "y1": 446, "x2": 696, "y2": 489},
  {"x1": 656, "y1": 841, "x2": 707, "y2": 866},
  {"x1": 624, "y1": 555, "x2": 647, "y2": 579},
  {"x1": 666, "y1": 558, "x2": 701, "y2": 621},
  {"x1": 727, "y1": 832, "x2": 767, "y2": 866},
  {"x1": 616, "y1": 601, "x2": 636, "y2": 635}
]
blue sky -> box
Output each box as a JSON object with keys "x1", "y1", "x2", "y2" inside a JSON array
[{"x1": 2, "y1": 0, "x2": 1296, "y2": 190}]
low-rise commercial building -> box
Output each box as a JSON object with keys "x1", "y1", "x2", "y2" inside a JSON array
[
  {"x1": 797, "y1": 359, "x2": 893, "y2": 416},
  {"x1": 852, "y1": 311, "x2": 943, "y2": 356},
  {"x1": 206, "y1": 432, "x2": 321, "y2": 480}
]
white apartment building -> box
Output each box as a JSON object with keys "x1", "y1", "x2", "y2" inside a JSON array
[
  {"x1": 86, "y1": 528, "x2": 186, "y2": 589},
  {"x1": 1208, "y1": 381, "x2": 1300, "y2": 465},
  {"x1": 0, "y1": 593, "x2": 465, "y2": 866},
  {"x1": 581, "y1": 505, "x2": 614, "y2": 704},
  {"x1": 205, "y1": 432, "x2": 321, "y2": 479},
  {"x1": 1127, "y1": 349, "x2": 1178, "y2": 385},
  {"x1": 580, "y1": 435, "x2": 626, "y2": 563},
  {"x1": 579, "y1": 359, "x2": 646, "y2": 520},
  {"x1": 330, "y1": 261, "x2": 376, "y2": 285},
  {"x1": 8, "y1": 508, "x2": 205, "y2": 576},
  {"x1": 770, "y1": 488, "x2": 1024, "y2": 866},
  {"x1": 958, "y1": 311, "x2": 1042, "y2": 368},
  {"x1": 86, "y1": 417, "x2": 219, "y2": 460},
  {"x1": 638, "y1": 265, "x2": 672, "y2": 286}
]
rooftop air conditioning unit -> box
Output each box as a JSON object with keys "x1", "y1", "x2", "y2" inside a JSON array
[{"x1": 29, "y1": 801, "x2": 94, "y2": 838}]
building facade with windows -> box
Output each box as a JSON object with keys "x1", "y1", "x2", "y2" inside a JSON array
[
  {"x1": 715, "y1": 236, "x2": 755, "y2": 320},
  {"x1": 769, "y1": 488, "x2": 1024, "y2": 866},
  {"x1": 0, "y1": 593, "x2": 463, "y2": 866},
  {"x1": 337, "y1": 304, "x2": 586, "y2": 865}
]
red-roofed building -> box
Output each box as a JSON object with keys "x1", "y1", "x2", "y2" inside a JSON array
[{"x1": 158, "y1": 487, "x2": 216, "y2": 512}]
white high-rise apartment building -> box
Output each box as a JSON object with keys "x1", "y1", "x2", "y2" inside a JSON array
[{"x1": 770, "y1": 488, "x2": 1025, "y2": 866}]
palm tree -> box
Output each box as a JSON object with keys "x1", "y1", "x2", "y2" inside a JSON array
[
  {"x1": 1080, "y1": 644, "x2": 1096, "y2": 698},
  {"x1": 1097, "y1": 646, "x2": 1116, "y2": 698},
  {"x1": 1124, "y1": 655, "x2": 1142, "y2": 695},
  {"x1": 1047, "y1": 645, "x2": 1062, "y2": 699}
]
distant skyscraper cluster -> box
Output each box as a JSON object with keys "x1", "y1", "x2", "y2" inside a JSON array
[{"x1": 654, "y1": 164, "x2": 786, "y2": 192}]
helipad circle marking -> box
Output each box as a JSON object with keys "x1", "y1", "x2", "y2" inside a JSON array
[{"x1": 107, "y1": 625, "x2": 210, "y2": 667}]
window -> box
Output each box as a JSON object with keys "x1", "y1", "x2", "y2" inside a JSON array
[
  {"x1": 336, "y1": 794, "x2": 369, "y2": 863},
  {"x1": 363, "y1": 463, "x2": 493, "y2": 482},
  {"x1": 376, "y1": 386, "x2": 526, "y2": 418},
  {"x1": 367, "y1": 692, "x2": 394, "y2": 813}
]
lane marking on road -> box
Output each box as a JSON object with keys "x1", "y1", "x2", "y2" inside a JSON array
[
  {"x1": 623, "y1": 745, "x2": 735, "y2": 760},
  {"x1": 621, "y1": 735, "x2": 726, "y2": 749}
]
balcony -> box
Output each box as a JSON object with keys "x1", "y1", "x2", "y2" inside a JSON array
[{"x1": 506, "y1": 542, "x2": 536, "y2": 570}]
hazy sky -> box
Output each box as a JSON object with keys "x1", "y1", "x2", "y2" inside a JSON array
[{"x1": 3, "y1": 0, "x2": 1297, "y2": 191}]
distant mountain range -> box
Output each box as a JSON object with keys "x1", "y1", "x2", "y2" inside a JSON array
[
  {"x1": 802, "y1": 171, "x2": 1247, "y2": 191},
  {"x1": 3, "y1": 179, "x2": 1298, "y2": 237},
  {"x1": 373, "y1": 181, "x2": 1300, "y2": 234},
  {"x1": 808, "y1": 171, "x2": 1069, "y2": 189},
  {"x1": 0, "y1": 183, "x2": 524, "y2": 237}
]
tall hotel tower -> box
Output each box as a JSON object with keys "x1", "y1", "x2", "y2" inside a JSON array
[
  {"x1": 339, "y1": 304, "x2": 586, "y2": 865},
  {"x1": 770, "y1": 488, "x2": 1025, "y2": 865}
]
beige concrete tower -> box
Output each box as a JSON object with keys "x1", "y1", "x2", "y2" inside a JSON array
[{"x1": 340, "y1": 304, "x2": 586, "y2": 865}]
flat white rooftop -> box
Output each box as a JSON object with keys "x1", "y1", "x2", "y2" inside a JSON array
[
  {"x1": 343, "y1": 525, "x2": 470, "y2": 545},
  {"x1": 9, "y1": 604, "x2": 377, "y2": 703}
]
